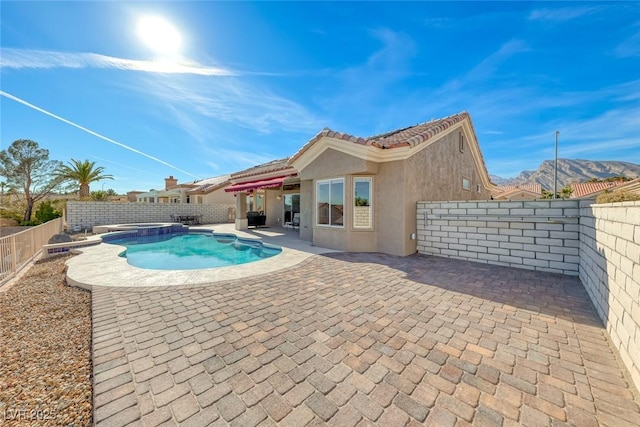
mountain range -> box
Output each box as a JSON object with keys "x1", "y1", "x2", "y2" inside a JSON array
[{"x1": 491, "y1": 159, "x2": 640, "y2": 189}]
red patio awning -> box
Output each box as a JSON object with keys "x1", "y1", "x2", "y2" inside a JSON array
[{"x1": 224, "y1": 176, "x2": 288, "y2": 193}]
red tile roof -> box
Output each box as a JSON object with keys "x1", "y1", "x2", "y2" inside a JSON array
[
  {"x1": 290, "y1": 112, "x2": 473, "y2": 163},
  {"x1": 367, "y1": 112, "x2": 470, "y2": 148},
  {"x1": 570, "y1": 181, "x2": 629, "y2": 198},
  {"x1": 230, "y1": 158, "x2": 295, "y2": 179}
]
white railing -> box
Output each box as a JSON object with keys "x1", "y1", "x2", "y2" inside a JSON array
[{"x1": 0, "y1": 218, "x2": 64, "y2": 285}]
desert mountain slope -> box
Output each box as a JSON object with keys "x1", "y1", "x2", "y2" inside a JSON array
[{"x1": 493, "y1": 159, "x2": 640, "y2": 189}]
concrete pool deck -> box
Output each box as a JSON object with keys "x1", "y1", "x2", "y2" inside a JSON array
[{"x1": 66, "y1": 224, "x2": 338, "y2": 289}]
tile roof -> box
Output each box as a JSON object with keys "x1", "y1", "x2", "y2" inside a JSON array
[
  {"x1": 367, "y1": 112, "x2": 470, "y2": 148},
  {"x1": 230, "y1": 158, "x2": 295, "y2": 179},
  {"x1": 188, "y1": 174, "x2": 231, "y2": 194},
  {"x1": 570, "y1": 181, "x2": 629, "y2": 198},
  {"x1": 615, "y1": 178, "x2": 640, "y2": 194},
  {"x1": 290, "y1": 112, "x2": 473, "y2": 163},
  {"x1": 496, "y1": 184, "x2": 543, "y2": 195}
]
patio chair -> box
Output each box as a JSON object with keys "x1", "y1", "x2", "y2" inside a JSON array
[
  {"x1": 292, "y1": 213, "x2": 300, "y2": 229},
  {"x1": 247, "y1": 211, "x2": 266, "y2": 228}
]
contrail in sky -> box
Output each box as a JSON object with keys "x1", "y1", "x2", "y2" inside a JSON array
[{"x1": 0, "y1": 90, "x2": 200, "y2": 180}]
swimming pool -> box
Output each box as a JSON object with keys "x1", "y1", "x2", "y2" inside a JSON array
[{"x1": 104, "y1": 231, "x2": 282, "y2": 270}]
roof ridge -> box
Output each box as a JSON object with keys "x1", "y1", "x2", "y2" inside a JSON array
[{"x1": 365, "y1": 111, "x2": 468, "y2": 141}]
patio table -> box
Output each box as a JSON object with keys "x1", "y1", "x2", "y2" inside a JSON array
[{"x1": 174, "y1": 215, "x2": 201, "y2": 225}]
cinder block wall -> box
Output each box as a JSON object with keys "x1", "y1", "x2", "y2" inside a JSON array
[
  {"x1": 66, "y1": 202, "x2": 236, "y2": 230},
  {"x1": 579, "y1": 201, "x2": 640, "y2": 389},
  {"x1": 416, "y1": 199, "x2": 640, "y2": 390},
  {"x1": 416, "y1": 200, "x2": 581, "y2": 275}
]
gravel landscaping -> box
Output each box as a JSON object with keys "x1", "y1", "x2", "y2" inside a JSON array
[{"x1": 0, "y1": 256, "x2": 92, "y2": 426}]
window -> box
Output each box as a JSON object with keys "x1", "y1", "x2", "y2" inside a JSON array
[
  {"x1": 462, "y1": 178, "x2": 470, "y2": 190},
  {"x1": 477, "y1": 184, "x2": 481, "y2": 193},
  {"x1": 459, "y1": 132, "x2": 465, "y2": 152},
  {"x1": 246, "y1": 194, "x2": 264, "y2": 212},
  {"x1": 197, "y1": 195, "x2": 204, "y2": 204},
  {"x1": 317, "y1": 178, "x2": 344, "y2": 227},
  {"x1": 354, "y1": 177, "x2": 372, "y2": 228}
]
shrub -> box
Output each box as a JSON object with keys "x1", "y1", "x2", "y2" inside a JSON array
[
  {"x1": 355, "y1": 197, "x2": 370, "y2": 207},
  {"x1": 34, "y1": 200, "x2": 62, "y2": 223},
  {"x1": 595, "y1": 190, "x2": 640, "y2": 204}
]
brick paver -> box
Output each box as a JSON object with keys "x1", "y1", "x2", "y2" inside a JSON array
[{"x1": 92, "y1": 253, "x2": 640, "y2": 425}]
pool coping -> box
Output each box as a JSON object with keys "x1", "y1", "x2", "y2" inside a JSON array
[{"x1": 65, "y1": 225, "x2": 339, "y2": 289}]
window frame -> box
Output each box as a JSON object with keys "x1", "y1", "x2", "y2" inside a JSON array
[
  {"x1": 462, "y1": 178, "x2": 471, "y2": 191},
  {"x1": 316, "y1": 178, "x2": 345, "y2": 228},
  {"x1": 353, "y1": 177, "x2": 373, "y2": 229},
  {"x1": 459, "y1": 132, "x2": 465, "y2": 153}
]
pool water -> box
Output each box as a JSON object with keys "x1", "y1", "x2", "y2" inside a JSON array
[{"x1": 105, "y1": 232, "x2": 281, "y2": 270}]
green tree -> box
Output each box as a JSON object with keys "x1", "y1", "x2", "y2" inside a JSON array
[
  {"x1": 90, "y1": 190, "x2": 109, "y2": 201},
  {"x1": 541, "y1": 190, "x2": 554, "y2": 199},
  {"x1": 55, "y1": 159, "x2": 113, "y2": 199},
  {"x1": 34, "y1": 200, "x2": 62, "y2": 223},
  {"x1": 0, "y1": 139, "x2": 64, "y2": 221},
  {"x1": 560, "y1": 185, "x2": 573, "y2": 199},
  {"x1": 541, "y1": 185, "x2": 573, "y2": 199}
]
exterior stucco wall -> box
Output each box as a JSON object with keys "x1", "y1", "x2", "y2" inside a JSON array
[
  {"x1": 299, "y1": 148, "x2": 378, "y2": 180},
  {"x1": 398, "y1": 129, "x2": 492, "y2": 256},
  {"x1": 299, "y1": 180, "x2": 314, "y2": 242},
  {"x1": 301, "y1": 149, "x2": 379, "y2": 251},
  {"x1": 264, "y1": 190, "x2": 284, "y2": 227},
  {"x1": 67, "y1": 201, "x2": 235, "y2": 230},
  {"x1": 202, "y1": 189, "x2": 236, "y2": 205},
  {"x1": 579, "y1": 201, "x2": 640, "y2": 390},
  {"x1": 376, "y1": 160, "x2": 406, "y2": 256},
  {"x1": 405, "y1": 130, "x2": 492, "y2": 202}
]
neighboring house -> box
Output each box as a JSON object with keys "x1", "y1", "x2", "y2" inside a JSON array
[
  {"x1": 187, "y1": 175, "x2": 234, "y2": 204},
  {"x1": 615, "y1": 178, "x2": 640, "y2": 195},
  {"x1": 493, "y1": 184, "x2": 543, "y2": 200},
  {"x1": 227, "y1": 112, "x2": 496, "y2": 256},
  {"x1": 136, "y1": 175, "x2": 234, "y2": 204},
  {"x1": 126, "y1": 191, "x2": 145, "y2": 202},
  {"x1": 570, "y1": 180, "x2": 629, "y2": 199}
]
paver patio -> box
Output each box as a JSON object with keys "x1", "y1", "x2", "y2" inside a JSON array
[{"x1": 92, "y1": 253, "x2": 640, "y2": 426}]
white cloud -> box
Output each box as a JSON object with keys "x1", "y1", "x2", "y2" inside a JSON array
[
  {"x1": 614, "y1": 29, "x2": 640, "y2": 58},
  {"x1": 141, "y1": 75, "x2": 322, "y2": 138},
  {"x1": 528, "y1": 6, "x2": 602, "y2": 22},
  {"x1": 438, "y1": 39, "x2": 529, "y2": 95},
  {"x1": 0, "y1": 48, "x2": 234, "y2": 76},
  {"x1": 314, "y1": 28, "x2": 419, "y2": 129}
]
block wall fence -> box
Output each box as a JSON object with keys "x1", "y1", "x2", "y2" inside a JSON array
[
  {"x1": 66, "y1": 202, "x2": 236, "y2": 231},
  {"x1": 579, "y1": 201, "x2": 640, "y2": 389},
  {"x1": 416, "y1": 200, "x2": 640, "y2": 390}
]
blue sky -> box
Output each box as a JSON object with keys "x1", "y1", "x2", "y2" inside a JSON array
[{"x1": 1, "y1": 1, "x2": 639, "y2": 194}]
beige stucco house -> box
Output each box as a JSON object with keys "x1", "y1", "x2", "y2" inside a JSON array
[
  {"x1": 136, "y1": 175, "x2": 235, "y2": 205},
  {"x1": 228, "y1": 112, "x2": 496, "y2": 256}
]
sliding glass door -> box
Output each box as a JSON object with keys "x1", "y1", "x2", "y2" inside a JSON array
[{"x1": 283, "y1": 194, "x2": 300, "y2": 227}]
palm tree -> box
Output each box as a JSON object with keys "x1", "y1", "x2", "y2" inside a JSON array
[
  {"x1": 56, "y1": 159, "x2": 113, "y2": 199},
  {"x1": 560, "y1": 185, "x2": 573, "y2": 199}
]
